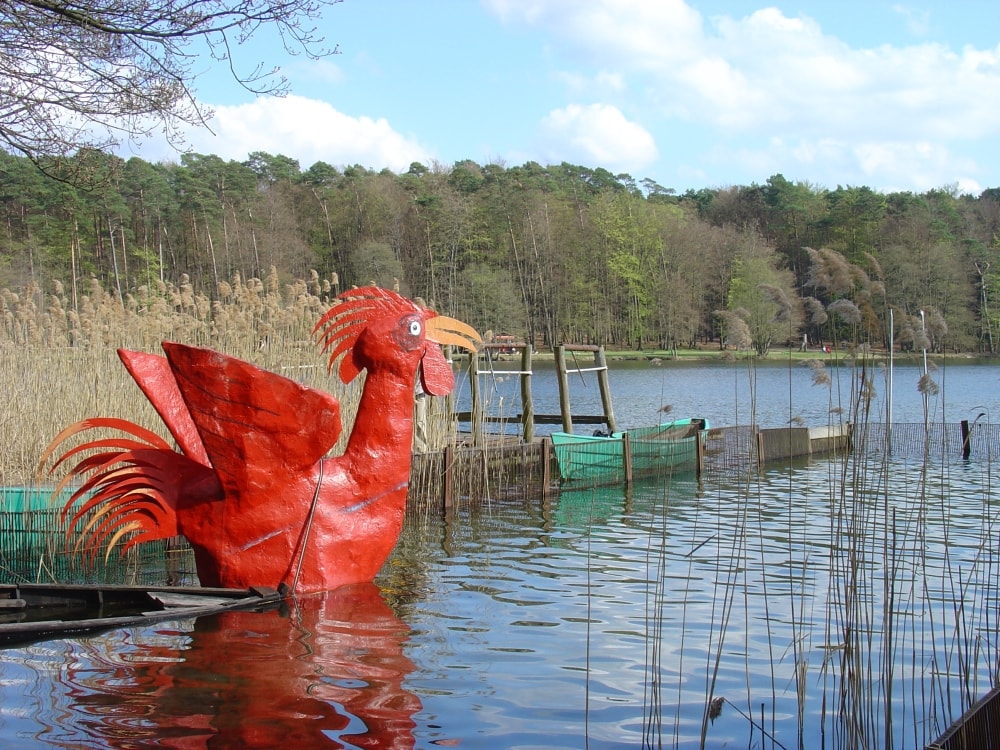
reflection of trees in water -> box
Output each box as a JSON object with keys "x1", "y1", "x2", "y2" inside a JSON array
[{"x1": 58, "y1": 584, "x2": 421, "y2": 749}]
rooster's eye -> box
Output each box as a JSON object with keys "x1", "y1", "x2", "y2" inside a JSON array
[{"x1": 408, "y1": 320, "x2": 422, "y2": 337}]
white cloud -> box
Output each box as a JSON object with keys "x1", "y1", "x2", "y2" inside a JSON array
[
  {"x1": 488, "y1": 0, "x2": 1000, "y2": 190},
  {"x1": 538, "y1": 103, "x2": 657, "y2": 173},
  {"x1": 852, "y1": 140, "x2": 981, "y2": 193},
  {"x1": 490, "y1": 0, "x2": 705, "y2": 70},
  {"x1": 136, "y1": 95, "x2": 433, "y2": 170},
  {"x1": 123, "y1": 1, "x2": 999, "y2": 192},
  {"x1": 708, "y1": 136, "x2": 983, "y2": 193},
  {"x1": 553, "y1": 69, "x2": 625, "y2": 95},
  {"x1": 287, "y1": 58, "x2": 345, "y2": 86},
  {"x1": 892, "y1": 4, "x2": 932, "y2": 37}
]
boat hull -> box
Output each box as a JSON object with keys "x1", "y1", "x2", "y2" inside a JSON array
[
  {"x1": 0, "y1": 583, "x2": 285, "y2": 648},
  {"x1": 551, "y1": 418, "x2": 708, "y2": 485}
]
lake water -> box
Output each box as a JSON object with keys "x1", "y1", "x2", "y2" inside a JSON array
[
  {"x1": 3, "y1": 361, "x2": 1000, "y2": 749},
  {"x1": 461, "y1": 355, "x2": 1000, "y2": 432}
]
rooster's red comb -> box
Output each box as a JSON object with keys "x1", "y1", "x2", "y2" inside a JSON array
[{"x1": 313, "y1": 286, "x2": 423, "y2": 383}]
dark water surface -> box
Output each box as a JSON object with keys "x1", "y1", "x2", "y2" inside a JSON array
[{"x1": 3, "y1": 451, "x2": 997, "y2": 749}]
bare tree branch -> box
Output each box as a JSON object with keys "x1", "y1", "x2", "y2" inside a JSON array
[{"x1": 0, "y1": 0, "x2": 341, "y2": 181}]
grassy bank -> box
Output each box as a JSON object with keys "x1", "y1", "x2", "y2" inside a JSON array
[{"x1": 547, "y1": 345, "x2": 969, "y2": 365}]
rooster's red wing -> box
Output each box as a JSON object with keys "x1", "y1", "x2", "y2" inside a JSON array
[
  {"x1": 118, "y1": 348, "x2": 211, "y2": 465},
  {"x1": 161, "y1": 342, "x2": 342, "y2": 500}
]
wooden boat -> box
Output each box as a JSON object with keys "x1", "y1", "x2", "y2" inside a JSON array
[
  {"x1": 550, "y1": 418, "x2": 708, "y2": 485},
  {"x1": 0, "y1": 583, "x2": 286, "y2": 648}
]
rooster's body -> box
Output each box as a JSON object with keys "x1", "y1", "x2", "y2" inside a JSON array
[{"x1": 42, "y1": 287, "x2": 481, "y2": 594}]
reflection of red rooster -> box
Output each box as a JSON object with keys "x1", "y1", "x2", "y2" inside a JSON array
[
  {"x1": 57, "y1": 584, "x2": 423, "y2": 749},
  {"x1": 41, "y1": 287, "x2": 480, "y2": 593}
]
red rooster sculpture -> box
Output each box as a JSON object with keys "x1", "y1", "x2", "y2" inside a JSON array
[{"x1": 40, "y1": 287, "x2": 481, "y2": 594}]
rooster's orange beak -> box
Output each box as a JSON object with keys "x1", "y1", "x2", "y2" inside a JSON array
[{"x1": 425, "y1": 316, "x2": 482, "y2": 352}]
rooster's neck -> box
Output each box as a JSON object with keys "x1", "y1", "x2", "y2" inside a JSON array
[{"x1": 344, "y1": 368, "x2": 417, "y2": 475}]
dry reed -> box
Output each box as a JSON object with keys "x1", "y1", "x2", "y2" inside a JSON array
[{"x1": 0, "y1": 271, "x2": 363, "y2": 485}]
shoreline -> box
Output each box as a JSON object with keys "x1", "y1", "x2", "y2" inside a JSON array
[{"x1": 497, "y1": 346, "x2": 995, "y2": 364}]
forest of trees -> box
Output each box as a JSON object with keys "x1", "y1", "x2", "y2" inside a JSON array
[{"x1": 2, "y1": 148, "x2": 999, "y2": 356}]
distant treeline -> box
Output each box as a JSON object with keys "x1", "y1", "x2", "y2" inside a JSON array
[{"x1": 1, "y1": 148, "x2": 998, "y2": 354}]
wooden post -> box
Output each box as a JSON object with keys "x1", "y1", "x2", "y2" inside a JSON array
[
  {"x1": 696, "y1": 428, "x2": 704, "y2": 478},
  {"x1": 443, "y1": 444, "x2": 454, "y2": 509},
  {"x1": 541, "y1": 437, "x2": 552, "y2": 496},
  {"x1": 595, "y1": 346, "x2": 617, "y2": 434},
  {"x1": 623, "y1": 431, "x2": 633, "y2": 486},
  {"x1": 469, "y1": 352, "x2": 482, "y2": 447},
  {"x1": 756, "y1": 429, "x2": 765, "y2": 469},
  {"x1": 555, "y1": 345, "x2": 573, "y2": 433},
  {"x1": 521, "y1": 344, "x2": 535, "y2": 443},
  {"x1": 961, "y1": 419, "x2": 972, "y2": 459}
]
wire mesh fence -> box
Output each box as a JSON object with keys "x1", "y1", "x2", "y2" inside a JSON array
[{"x1": 0, "y1": 486, "x2": 197, "y2": 585}]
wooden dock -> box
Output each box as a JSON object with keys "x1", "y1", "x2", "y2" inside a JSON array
[
  {"x1": 927, "y1": 684, "x2": 1000, "y2": 749},
  {"x1": 414, "y1": 342, "x2": 855, "y2": 505},
  {"x1": 406, "y1": 422, "x2": 855, "y2": 509},
  {"x1": 457, "y1": 342, "x2": 618, "y2": 443}
]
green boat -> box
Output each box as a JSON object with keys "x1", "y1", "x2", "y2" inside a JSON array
[{"x1": 550, "y1": 418, "x2": 708, "y2": 485}]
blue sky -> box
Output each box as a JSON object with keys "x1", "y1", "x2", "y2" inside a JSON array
[{"x1": 125, "y1": 0, "x2": 1000, "y2": 195}]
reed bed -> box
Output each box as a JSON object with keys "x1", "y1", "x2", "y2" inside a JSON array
[
  {"x1": 0, "y1": 271, "x2": 370, "y2": 485},
  {"x1": 817, "y1": 436, "x2": 998, "y2": 747},
  {"x1": 626, "y1": 354, "x2": 1000, "y2": 749}
]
